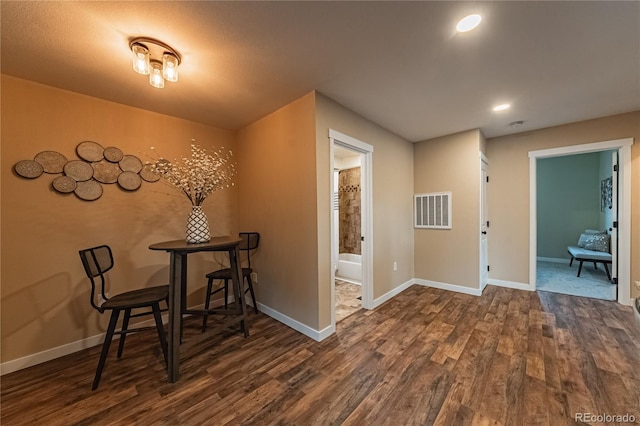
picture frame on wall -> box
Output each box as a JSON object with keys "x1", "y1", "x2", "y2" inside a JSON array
[{"x1": 601, "y1": 176, "x2": 612, "y2": 211}]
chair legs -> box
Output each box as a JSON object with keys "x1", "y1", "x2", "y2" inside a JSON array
[
  {"x1": 245, "y1": 275, "x2": 258, "y2": 314},
  {"x1": 202, "y1": 277, "x2": 214, "y2": 332},
  {"x1": 93, "y1": 309, "x2": 120, "y2": 390},
  {"x1": 93, "y1": 304, "x2": 168, "y2": 390},
  {"x1": 202, "y1": 276, "x2": 257, "y2": 332},
  {"x1": 152, "y1": 303, "x2": 168, "y2": 365},
  {"x1": 117, "y1": 308, "x2": 131, "y2": 358}
]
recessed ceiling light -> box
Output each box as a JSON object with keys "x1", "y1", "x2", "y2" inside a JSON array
[
  {"x1": 493, "y1": 104, "x2": 511, "y2": 112},
  {"x1": 456, "y1": 14, "x2": 482, "y2": 33}
]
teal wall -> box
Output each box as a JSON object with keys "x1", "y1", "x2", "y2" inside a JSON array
[{"x1": 537, "y1": 153, "x2": 601, "y2": 258}]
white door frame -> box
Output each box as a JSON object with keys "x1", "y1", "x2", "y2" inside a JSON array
[
  {"x1": 329, "y1": 129, "x2": 374, "y2": 327},
  {"x1": 528, "y1": 138, "x2": 633, "y2": 305},
  {"x1": 480, "y1": 153, "x2": 489, "y2": 291}
]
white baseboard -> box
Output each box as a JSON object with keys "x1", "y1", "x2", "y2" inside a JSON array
[
  {"x1": 1, "y1": 333, "x2": 105, "y2": 376},
  {"x1": 372, "y1": 279, "x2": 415, "y2": 308},
  {"x1": 0, "y1": 311, "x2": 174, "y2": 377},
  {"x1": 256, "y1": 302, "x2": 333, "y2": 342},
  {"x1": 414, "y1": 278, "x2": 483, "y2": 296},
  {"x1": 537, "y1": 257, "x2": 569, "y2": 264},
  {"x1": 487, "y1": 278, "x2": 533, "y2": 291}
]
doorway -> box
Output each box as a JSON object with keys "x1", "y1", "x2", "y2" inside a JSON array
[
  {"x1": 535, "y1": 150, "x2": 617, "y2": 300},
  {"x1": 529, "y1": 138, "x2": 633, "y2": 305},
  {"x1": 329, "y1": 129, "x2": 373, "y2": 325}
]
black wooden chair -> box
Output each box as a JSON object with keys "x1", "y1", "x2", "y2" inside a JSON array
[
  {"x1": 202, "y1": 232, "x2": 259, "y2": 331},
  {"x1": 78, "y1": 245, "x2": 168, "y2": 390}
]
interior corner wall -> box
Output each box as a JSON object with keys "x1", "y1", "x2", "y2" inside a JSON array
[
  {"x1": 315, "y1": 93, "x2": 415, "y2": 328},
  {"x1": 236, "y1": 92, "x2": 320, "y2": 330},
  {"x1": 487, "y1": 111, "x2": 640, "y2": 298},
  {"x1": 1, "y1": 75, "x2": 237, "y2": 364},
  {"x1": 536, "y1": 153, "x2": 601, "y2": 259},
  {"x1": 413, "y1": 129, "x2": 482, "y2": 289}
]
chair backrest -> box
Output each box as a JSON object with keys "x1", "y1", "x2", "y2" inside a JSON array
[
  {"x1": 78, "y1": 245, "x2": 114, "y2": 312},
  {"x1": 238, "y1": 232, "x2": 260, "y2": 269}
]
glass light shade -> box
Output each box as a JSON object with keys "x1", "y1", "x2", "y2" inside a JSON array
[
  {"x1": 149, "y1": 60, "x2": 165, "y2": 88},
  {"x1": 456, "y1": 14, "x2": 482, "y2": 32},
  {"x1": 162, "y1": 53, "x2": 179, "y2": 82},
  {"x1": 131, "y1": 43, "x2": 150, "y2": 75}
]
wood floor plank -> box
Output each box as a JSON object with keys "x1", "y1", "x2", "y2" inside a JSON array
[{"x1": 2, "y1": 285, "x2": 639, "y2": 425}]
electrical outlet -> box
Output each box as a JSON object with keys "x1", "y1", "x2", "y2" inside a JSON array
[
  {"x1": 634, "y1": 281, "x2": 640, "y2": 290},
  {"x1": 251, "y1": 272, "x2": 258, "y2": 283},
  {"x1": 393, "y1": 261, "x2": 398, "y2": 272}
]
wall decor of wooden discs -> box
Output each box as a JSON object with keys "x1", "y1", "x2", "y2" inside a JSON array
[
  {"x1": 119, "y1": 155, "x2": 143, "y2": 173},
  {"x1": 34, "y1": 151, "x2": 68, "y2": 173},
  {"x1": 117, "y1": 171, "x2": 142, "y2": 191},
  {"x1": 104, "y1": 146, "x2": 124, "y2": 163},
  {"x1": 64, "y1": 160, "x2": 94, "y2": 182},
  {"x1": 15, "y1": 141, "x2": 162, "y2": 202},
  {"x1": 76, "y1": 141, "x2": 104, "y2": 162},
  {"x1": 14, "y1": 160, "x2": 44, "y2": 179},
  {"x1": 92, "y1": 160, "x2": 121, "y2": 184},
  {"x1": 52, "y1": 176, "x2": 77, "y2": 193},
  {"x1": 140, "y1": 164, "x2": 161, "y2": 182},
  {"x1": 74, "y1": 180, "x2": 103, "y2": 201}
]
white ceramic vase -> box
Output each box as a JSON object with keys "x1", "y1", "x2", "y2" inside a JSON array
[{"x1": 186, "y1": 205, "x2": 210, "y2": 243}]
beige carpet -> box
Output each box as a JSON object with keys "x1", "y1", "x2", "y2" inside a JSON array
[{"x1": 336, "y1": 279, "x2": 362, "y2": 322}]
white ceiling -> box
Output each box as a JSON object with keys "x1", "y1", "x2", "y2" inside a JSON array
[{"x1": 2, "y1": 1, "x2": 638, "y2": 142}]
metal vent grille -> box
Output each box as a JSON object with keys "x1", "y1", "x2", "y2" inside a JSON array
[{"x1": 414, "y1": 192, "x2": 452, "y2": 229}]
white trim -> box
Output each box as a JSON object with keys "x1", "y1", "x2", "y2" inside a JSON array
[
  {"x1": 257, "y1": 302, "x2": 334, "y2": 342},
  {"x1": 529, "y1": 137, "x2": 633, "y2": 305},
  {"x1": 480, "y1": 154, "x2": 489, "y2": 290},
  {"x1": 0, "y1": 312, "x2": 171, "y2": 375},
  {"x1": 414, "y1": 278, "x2": 483, "y2": 296},
  {"x1": 537, "y1": 257, "x2": 569, "y2": 264},
  {"x1": 372, "y1": 279, "x2": 415, "y2": 308},
  {"x1": 487, "y1": 279, "x2": 533, "y2": 292},
  {"x1": 1, "y1": 333, "x2": 105, "y2": 376},
  {"x1": 329, "y1": 129, "x2": 374, "y2": 153}
]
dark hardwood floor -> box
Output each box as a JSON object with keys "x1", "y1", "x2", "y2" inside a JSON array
[{"x1": 2, "y1": 285, "x2": 639, "y2": 425}]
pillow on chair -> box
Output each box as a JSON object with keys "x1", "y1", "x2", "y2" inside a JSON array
[
  {"x1": 584, "y1": 229, "x2": 606, "y2": 235},
  {"x1": 577, "y1": 233, "x2": 610, "y2": 252}
]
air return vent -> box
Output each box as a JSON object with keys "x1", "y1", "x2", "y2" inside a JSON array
[{"x1": 414, "y1": 192, "x2": 452, "y2": 229}]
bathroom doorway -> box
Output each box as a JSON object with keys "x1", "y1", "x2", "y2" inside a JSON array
[
  {"x1": 329, "y1": 130, "x2": 373, "y2": 324},
  {"x1": 334, "y1": 145, "x2": 362, "y2": 321}
]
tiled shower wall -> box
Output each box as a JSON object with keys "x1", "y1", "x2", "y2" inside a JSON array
[{"x1": 338, "y1": 167, "x2": 361, "y2": 254}]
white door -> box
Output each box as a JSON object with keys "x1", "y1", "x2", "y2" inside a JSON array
[
  {"x1": 480, "y1": 157, "x2": 489, "y2": 288},
  {"x1": 610, "y1": 152, "x2": 618, "y2": 285}
]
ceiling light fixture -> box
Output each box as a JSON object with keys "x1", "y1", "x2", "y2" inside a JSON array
[
  {"x1": 129, "y1": 37, "x2": 181, "y2": 89},
  {"x1": 456, "y1": 14, "x2": 482, "y2": 33},
  {"x1": 493, "y1": 104, "x2": 511, "y2": 112}
]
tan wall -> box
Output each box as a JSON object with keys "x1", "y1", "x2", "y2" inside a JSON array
[
  {"x1": 487, "y1": 111, "x2": 640, "y2": 299},
  {"x1": 414, "y1": 129, "x2": 482, "y2": 288},
  {"x1": 315, "y1": 93, "x2": 415, "y2": 328},
  {"x1": 235, "y1": 92, "x2": 320, "y2": 329},
  {"x1": 1, "y1": 75, "x2": 237, "y2": 363}
]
